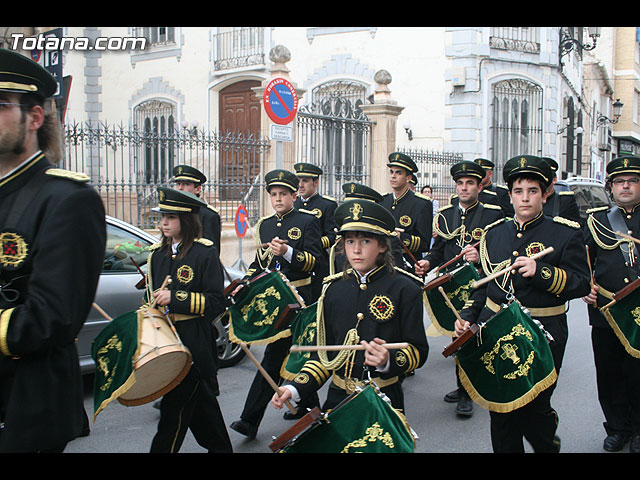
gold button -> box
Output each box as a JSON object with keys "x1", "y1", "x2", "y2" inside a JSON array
[
  {"x1": 513, "y1": 251, "x2": 519, "y2": 257},
  {"x1": 277, "y1": 222, "x2": 282, "y2": 227},
  {"x1": 628, "y1": 215, "x2": 632, "y2": 220},
  {"x1": 392, "y1": 206, "x2": 396, "y2": 210},
  {"x1": 357, "y1": 313, "x2": 364, "y2": 320},
  {"x1": 359, "y1": 284, "x2": 367, "y2": 290},
  {"x1": 167, "y1": 278, "x2": 173, "y2": 284},
  {"x1": 517, "y1": 233, "x2": 523, "y2": 238},
  {"x1": 461, "y1": 216, "x2": 466, "y2": 221},
  {"x1": 624, "y1": 278, "x2": 629, "y2": 283}
]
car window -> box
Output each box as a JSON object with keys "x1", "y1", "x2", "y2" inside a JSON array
[
  {"x1": 103, "y1": 223, "x2": 152, "y2": 273},
  {"x1": 588, "y1": 186, "x2": 611, "y2": 208}
]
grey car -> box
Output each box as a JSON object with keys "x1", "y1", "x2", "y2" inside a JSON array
[
  {"x1": 556, "y1": 177, "x2": 612, "y2": 224},
  {"x1": 78, "y1": 215, "x2": 245, "y2": 374}
]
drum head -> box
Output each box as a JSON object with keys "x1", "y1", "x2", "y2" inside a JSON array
[{"x1": 117, "y1": 348, "x2": 191, "y2": 406}]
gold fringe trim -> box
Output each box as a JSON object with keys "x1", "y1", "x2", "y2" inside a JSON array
[
  {"x1": 601, "y1": 308, "x2": 640, "y2": 359},
  {"x1": 227, "y1": 318, "x2": 291, "y2": 346},
  {"x1": 92, "y1": 310, "x2": 144, "y2": 422},
  {"x1": 455, "y1": 357, "x2": 558, "y2": 413},
  {"x1": 423, "y1": 293, "x2": 454, "y2": 337}
]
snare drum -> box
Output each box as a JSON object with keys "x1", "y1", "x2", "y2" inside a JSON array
[
  {"x1": 228, "y1": 271, "x2": 305, "y2": 346},
  {"x1": 270, "y1": 383, "x2": 415, "y2": 453},
  {"x1": 117, "y1": 307, "x2": 192, "y2": 406},
  {"x1": 424, "y1": 263, "x2": 479, "y2": 336},
  {"x1": 454, "y1": 301, "x2": 557, "y2": 413}
]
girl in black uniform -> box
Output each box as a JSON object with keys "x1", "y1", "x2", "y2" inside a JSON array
[{"x1": 145, "y1": 187, "x2": 232, "y2": 453}]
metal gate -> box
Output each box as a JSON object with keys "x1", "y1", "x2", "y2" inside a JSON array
[{"x1": 296, "y1": 81, "x2": 372, "y2": 200}]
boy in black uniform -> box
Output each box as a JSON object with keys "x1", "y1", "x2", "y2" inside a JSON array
[
  {"x1": 172, "y1": 165, "x2": 222, "y2": 253},
  {"x1": 145, "y1": 187, "x2": 232, "y2": 453},
  {"x1": 229, "y1": 169, "x2": 322, "y2": 438},
  {"x1": 271, "y1": 199, "x2": 429, "y2": 413},
  {"x1": 416, "y1": 160, "x2": 504, "y2": 417},
  {"x1": 0, "y1": 49, "x2": 106, "y2": 453},
  {"x1": 380, "y1": 152, "x2": 433, "y2": 270},
  {"x1": 293, "y1": 162, "x2": 338, "y2": 301},
  {"x1": 456, "y1": 155, "x2": 590, "y2": 453},
  {"x1": 583, "y1": 155, "x2": 640, "y2": 453}
]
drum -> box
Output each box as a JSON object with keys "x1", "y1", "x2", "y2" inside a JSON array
[
  {"x1": 269, "y1": 383, "x2": 416, "y2": 453},
  {"x1": 424, "y1": 263, "x2": 479, "y2": 336},
  {"x1": 454, "y1": 301, "x2": 557, "y2": 413},
  {"x1": 228, "y1": 271, "x2": 306, "y2": 346},
  {"x1": 117, "y1": 307, "x2": 192, "y2": 406},
  {"x1": 600, "y1": 278, "x2": 640, "y2": 359}
]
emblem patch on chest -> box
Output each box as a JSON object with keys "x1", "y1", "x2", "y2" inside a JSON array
[
  {"x1": 288, "y1": 227, "x2": 302, "y2": 240},
  {"x1": 399, "y1": 215, "x2": 412, "y2": 227},
  {"x1": 525, "y1": 242, "x2": 546, "y2": 257},
  {"x1": 0, "y1": 232, "x2": 29, "y2": 270},
  {"x1": 369, "y1": 295, "x2": 395, "y2": 321},
  {"x1": 176, "y1": 265, "x2": 194, "y2": 284},
  {"x1": 472, "y1": 227, "x2": 484, "y2": 240}
]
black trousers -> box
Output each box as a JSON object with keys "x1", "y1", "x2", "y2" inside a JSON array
[
  {"x1": 151, "y1": 375, "x2": 232, "y2": 453},
  {"x1": 591, "y1": 325, "x2": 640, "y2": 437},
  {"x1": 240, "y1": 335, "x2": 319, "y2": 427}
]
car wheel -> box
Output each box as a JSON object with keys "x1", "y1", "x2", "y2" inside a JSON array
[{"x1": 212, "y1": 311, "x2": 247, "y2": 368}]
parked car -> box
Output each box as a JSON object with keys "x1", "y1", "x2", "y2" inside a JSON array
[
  {"x1": 78, "y1": 215, "x2": 246, "y2": 374},
  {"x1": 555, "y1": 177, "x2": 612, "y2": 225}
]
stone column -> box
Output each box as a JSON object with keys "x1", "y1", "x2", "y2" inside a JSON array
[{"x1": 360, "y1": 70, "x2": 404, "y2": 195}]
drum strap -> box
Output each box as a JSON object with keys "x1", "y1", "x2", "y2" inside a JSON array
[
  {"x1": 485, "y1": 298, "x2": 565, "y2": 317},
  {"x1": 332, "y1": 373, "x2": 398, "y2": 393},
  {"x1": 607, "y1": 207, "x2": 640, "y2": 277}
]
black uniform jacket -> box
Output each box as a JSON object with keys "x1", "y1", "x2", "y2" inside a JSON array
[
  {"x1": 380, "y1": 188, "x2": 433, "y2": 267},
  {"x1": 425, "y1": 201, "x2": 504, "y2": 272},
  {"x1": 146, "y1": 238, "x2": 225, "y2": 382},
  {"x1": 294, "y1": 192, "x2": 338, "y2": 250},
  {"x1": 245, "y1": 208, "x2": 322, "y2": 303},
  {"x1": 584, "y1": 204, "x2": 640, "y2": 327},
  {"x1": 0, "y1": 153, "x2": 106, "y2": 452},
  {"x1": 460, "y1": 213, "x2": 590, "y2": 343},
  {"x1": 200, "y1": 204, "x2": 222, "y2": 254},
  {"x1": 291, "y1": 266, "x2": 429, "y2": 401}
]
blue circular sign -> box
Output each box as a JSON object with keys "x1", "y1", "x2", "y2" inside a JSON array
[{"x1": 263, "y1": 78, "x2": 298, "y2": 125}]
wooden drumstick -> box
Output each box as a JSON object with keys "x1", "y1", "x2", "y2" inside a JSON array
[
  {"x1": 92, "y1": 302, "x2": 113, "y2": 321},
  {"x1": 585, "y1": 245, "x2": 597, "y2": 308},
  {"x1": 615, "y1": 230, "x2": 640, "y2": 245},
  {"x1": 289, "y1": 342, "x2": 409, "y2": 352},
  {"x1": 438, "y1": 286, "x2": 465, "y2": 324},
  {"x1": 472, "y1": 247, "x2": 554, "y2": 288},
  {"x1": 239, "y1": 343, "x2": 297, "y2": 415},
  {"x1": 149, "y1": 275, "x2": 171, "y2": 309}
]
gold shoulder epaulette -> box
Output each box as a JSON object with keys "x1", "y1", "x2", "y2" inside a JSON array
[
  {"x1": 449, "y1": 193, "x2": 458, "y2": 202},
  {"x1": 149, "y1": 241, "x2": 163, "y2": 251},
  {"x1": 298, "y1": 208, "x2": 316, "y2": 216},
  {"x1": 553, "y1": 216, "x2": 581, "y2": 229},
  {"x1": 484, "y1": 217, "x2": 506, "y2": 232},
  {"x1": 322, "y1": 195, "x2": 337, "y2": 203},
  {"x1": 558, "y1": 190, "x2": 575, "y2": 196},
  {"x1": 45, "y1": 168, "x2": 90, "y2": 182},
  {"x1": 586, "y1": 205, "x2": 609, "y2": 214},
  {"x1": 393, "y1": 266, "x2": 423, "y2": 283},
  {"x1": 323, "y1": 271, "x2": 345, "y2": 284},
  {"x1": 195, "y1": 238, "x2": 213, "y2": 246},
  {"x1": 437, "y1": 204, "x2": 453, "y2": 213},
  {"x1": 496, "y1": 184, "x2": 508, "y2": 190},
  {"x1": 414, "y1": 192, "x2": 431, "y2": 202},
  {"x1": 483, "y1": 189, "x2": 497, "y2": 196},
  {"x1": 481, "y1": 203, "x2": 502, "y2": 210},
  {"x1": 206, "y1": 205, "x2": 220, "y2": 214}
]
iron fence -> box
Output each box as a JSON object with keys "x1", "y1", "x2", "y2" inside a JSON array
[{"x1": 62, "y1": 121, "x2": 270, "y2": 230}]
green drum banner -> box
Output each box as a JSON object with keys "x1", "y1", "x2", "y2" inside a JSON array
[
  {"x1": 455, "y1": 302, "x2": 557, "y2": 413},
  {"x1": 228, "y1": 271, "x2": 299, "y2": 346},
  {"x1": 281, "y1": 302, "x2": 317, "y2": 381},
  {"x1": 281, "y1": 385, "x2": 415, "y2": 453},
  {"x1": 601, "y1": 289, "x2": 640, "y2": 358},
  {"x1": 91, "y1": 310, "x2": 141, "y2": 421},
  {"x1": 425, "y1": 263, "x2": 479, "y2": 336}
]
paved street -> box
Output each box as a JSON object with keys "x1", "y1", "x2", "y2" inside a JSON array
[{"x1": 66, "y1": 298, "x2": 618, "y2": 454}]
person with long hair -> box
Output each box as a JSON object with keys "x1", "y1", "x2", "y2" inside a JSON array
[
  {"x1": 271, "y1": 199, "x2": 429, "y2": 413},
  {"x1": 145, "y1": 186, "x2": 232, "y2": 453}
]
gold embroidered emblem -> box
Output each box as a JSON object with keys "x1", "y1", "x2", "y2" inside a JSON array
[
  {"x1": 472, "y1": 227, "x2": 483, "y2": 240},
  {"x1": 95, "y1": 334, "x2": 123, "y2": 392},
  {"x1": 279, "y1": 171, "x2": 285, "y2": 180},
  {"x1": 525, "y1": 241, "x2": 545, "y2": 257},
  {"x1": 296, "y1": 252, "x2": 305, "y2": 262},
  {"x1": 341, "y1": 422, "x2": 396, "y2": 452},
  {"x1": 624, "y1": 158, "x2": 629, "y2": 168},
  {"x1": 520, "y1": 157, "x2": 527, "y2": 168},
  {"x1": 541, "y1": 267, "x2": 552, "y2": 279},
  {"x1": 158, "y1": 190, "x2": 165, "y2": 201},
  {"x1": 399, "y1": 215, "x2": 412, "y2": 227},
  {"x1": 350, "y1": 203, "x2": 363, "y2": 221},
  {"x1": 0, "y1": 232, "x2": 29, "y2": 269},
  {"x1": 288, "y1": 227, "x2": 302, "y2": 240},
  {"x1": 177, "y1": 166, "x2": 183, "y2": 175},
  {"x1": 311, "y1": 208, "x2": 322, "y2": 218},
  {"x1": 369, "y1": 295, "x2": 395, "y2": 321},
  {"x1": 350, "y1": 183, "x2": 356, "y2": 193},
  {"x1": 395, "y1": 351, "x2": 407, "y2": 367},
  {"x1": 176, "y1": 265, "x2": 194, "y2": 284},
  {"x1": 294, "y1": 372, "x2": 310, "y2": 384},
  {"x1": 632, "y1": 307, "x2": 640, "y2": 327},
  {"x1": 175, "y1": 290, "x2": 188, "y2": 301},
  {"x1": 480, "y1": 323, "x2": 535, "y2": 379}
]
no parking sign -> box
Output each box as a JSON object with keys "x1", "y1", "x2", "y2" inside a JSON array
[
  {"x1": 234, "y1": 205, "x2": 249, "y2": 238},
  {"x1": 263, "y1": 77, "x2": 298, "y2": 125}
]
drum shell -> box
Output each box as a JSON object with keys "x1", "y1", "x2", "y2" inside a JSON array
[{"x1": 117, "y1": 308, "x2": 192, "y2": 406}]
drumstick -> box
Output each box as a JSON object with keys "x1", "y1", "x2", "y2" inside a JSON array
[
  {"x1": 432, "y1": 241, "x2": 480, "y2": 275},
  {"x1": 615, "y1": 230, "x2": 640, "y2": 244},
  {"x1": 239, "y1": 343, "x2": 297, "y2": 415},
  {"x1": 472, "y1": 247, "x2": 554, "y2": 288},
  {"x1": 585, "y1": 245, "x2": 597, "y2": 308},
  {"x1": 92, "y1": 302, "x2": 113, "y2": 322},
  {"x1": 437, "y1": 286, "x2": 465, "y2": 324},
  {"x1": 149, "y1": 275, "x2": 171, "y2": 309},
  {"x1": 289, "y1": 342, "x2": 409, "y2": 352}
]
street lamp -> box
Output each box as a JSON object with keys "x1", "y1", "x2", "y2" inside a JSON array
[
  {"x1": 597, "y1": 99, "x2": 623, "y2": 126},
  {"x1": 559, "y1": 27, "x2": 601, "y2": 65}
]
